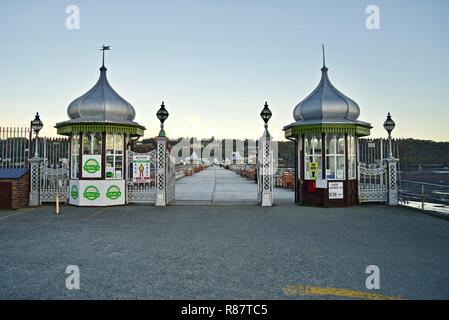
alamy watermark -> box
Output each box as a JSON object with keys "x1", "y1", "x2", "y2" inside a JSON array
[
  {"x1": 65, "y1": 5, "x2": 80, "y2": 30},
  {"x1": 365, "y1": 265, "x2": 380, "y2": 290},
  {"x1": 65, "y1": 265, "x2": 80, "y2": 290},
  {"x1": 365, "y1": 5, "x2": 380, "y2": 30}
]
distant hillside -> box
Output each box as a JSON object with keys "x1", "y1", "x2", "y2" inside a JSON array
[
  {"x1": 396, "y1": 138, "x2": 449, "y2": 168},
  {"x1": 278, "y1": 138, "x2": 449, "y2": 168},
  {"x1": 136, "y1": 138, "x2": 449, "y2": 168}
]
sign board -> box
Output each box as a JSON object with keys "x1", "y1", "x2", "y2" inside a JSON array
[
  {"x1": 133, "y1": 154, "x2": 151, "y2": 181},
  {"x1": 309, "y1": 162, "x2": 318, "y2": 180},
  {"x1": 69, "y1": 180, "x2": 125, "y2": 206},
  {"x1": 82, "y1": 154, "x2": 102, "y2": 178},
  {"x1": 329, "y1": 182, "x2": 344, "y2": 199}
]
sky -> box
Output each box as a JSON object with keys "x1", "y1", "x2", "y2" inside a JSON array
[{"x1": 0, "y1": 0, "x2": 448, "y2": 141}]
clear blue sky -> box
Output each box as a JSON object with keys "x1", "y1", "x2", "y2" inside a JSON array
[{"x1": 1, "y1": 0, "x2": 448, "y2": 141}]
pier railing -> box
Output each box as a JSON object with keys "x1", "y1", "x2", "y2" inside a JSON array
[{"x1": 398, "y1": 179, "x2": 449, "y2": 214}]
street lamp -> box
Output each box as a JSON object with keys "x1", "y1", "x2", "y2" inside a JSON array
[
  {"x1": 383, "y1": 112, "x2": 395, "y2": 158},
  {"x1": 31, "y1": 112, "x2": 43, "y2": 158},
  {"x1": 260, "y1": 101, "x2": 272, "y2": 137},
  {"x1": 156, "y1": 101, "x2": 169, "y2": 137}
]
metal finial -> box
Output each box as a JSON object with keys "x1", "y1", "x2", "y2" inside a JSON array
[
  {"x1": 322, "y1": 44, "x2": 326, "y2": 67},
  {"x1": 100, "y1": 44, "x2": 111, "y2": 68}
]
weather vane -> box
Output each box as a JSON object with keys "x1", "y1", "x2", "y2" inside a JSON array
[{"x1": 100, "y1": 44, "x2": 111, "y2": 68}]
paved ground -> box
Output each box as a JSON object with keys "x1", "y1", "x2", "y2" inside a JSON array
[
  {"x1": 175, "y1": 166, "x2": 294, "y2": 205},
  {"x1": 1, "y1": 204, "x2": 449, "y2": 299}
]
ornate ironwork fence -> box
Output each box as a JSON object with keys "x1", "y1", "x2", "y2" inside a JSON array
[
  {"x1": 39, "y1": 137, "x2": 70, "y2": 203},
  {"x1": 358, "y1": 162, "x2": 388, "y2": 203},
  {"x1": 0, "y1": 127, "x2": 31, "y2": 168},
  {"x1": 358, "y1": 138, "x2": 399, "y2": 204}
]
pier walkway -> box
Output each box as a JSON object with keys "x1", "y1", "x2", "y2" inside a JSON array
[{"x1": 175, "y1": 166, "x2": 294, "y2": 205}]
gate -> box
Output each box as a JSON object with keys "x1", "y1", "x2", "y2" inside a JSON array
[
  {"x1": 39, "y1": 137, "x2": 70, "y2": 203},
  {"x1": 358, "y1": 162, "x2": 388, "y2": 203},
  {"x1": 357, "y1": 138, "x2": 401, "y2": 204},
  {"x1": 126, "y1": 150, "x2": 156, "y2": 204}
]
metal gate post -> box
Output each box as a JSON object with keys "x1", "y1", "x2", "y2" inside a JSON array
[
  {"x1": 155, "y1": 101, "x2": 169, "y2": 207},
  {"x1": 260, "y1": 134, "x2": 273, "y2": 207},
  {"x1": 386, "y1": 156, "x2": 398, "y2": 205},
  {"x1": 259, "y1": 102, "x2": 273, "y2": 207},
  {"x1": 155, "y1": 136, "x2": 167, "y2": 207},
  {"x1": 29, "y1": 157, "x2": 42, "y2": 206}
]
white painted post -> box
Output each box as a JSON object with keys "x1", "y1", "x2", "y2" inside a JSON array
[
  {"x1": 28, "y1": 157, "x2": 42, "y2": 206},
  {"x1": 155, "y1": 136, "x2": 167, "y2": 206},
  {"x1": 386, "y1": 156, "x2": 398, "y2": 205},
  {"x1": 259, "y1": 132, "x2": 273, "y2": 207}
]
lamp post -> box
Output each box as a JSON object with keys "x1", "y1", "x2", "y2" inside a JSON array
[
  {"x1": 259, "y1": 101, "x2": 273, "y2": 207},
  {"x1": 156, "y1": 101, "x2": 169, "y2": 137},
  {"x1": 383, "y1": 112, "x2": 395, "y2": 158},
  {"x1": 155, "y1": 101, "x2": 169, "y2": 206},
  {"x1": 383, "y1": 112, "x2": 398, "y2": 205},
  {"x1": 29, "y1": 112, "x2": 43, "y2": 206},
  {"x1": 31, "y1": 112, "x2": 43, "y2": 158}
]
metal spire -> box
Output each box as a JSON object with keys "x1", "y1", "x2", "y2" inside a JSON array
[
  {"x1": 100, "y1": 44, "x2": 111, "y2": 69},
  {"x1": 321, "y1": 44, "x2": 328, "y2": 71}
]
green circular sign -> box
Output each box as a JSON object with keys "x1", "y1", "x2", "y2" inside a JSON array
[
  {"x1": 71, "y1": 185, "x2": 79, "y2": 200},
  {"x1": 106, "y1": 185, "x2": 122, "y2": 200},
  {"x1": 83, "y1": 158, "x2": 101, "y2": 174},
  {"x1": 83, "y1": 185, "x2": 100, "y2": 201}
]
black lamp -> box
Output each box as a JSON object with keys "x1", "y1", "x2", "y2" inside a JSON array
[
  {"x1": 31, "y1": 112, "x2": 43, "y2": 158},
  {"x1": 156, "y1": 101, "x2": 169, "y2": 137}
]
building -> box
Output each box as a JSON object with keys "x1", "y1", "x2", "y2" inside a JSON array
[
  {"x1": 284, "y1": 48, "x2": 372, "y2": 207},
  {"x1": 55, "y1": 48, "x2": 145, "y2": 206}
]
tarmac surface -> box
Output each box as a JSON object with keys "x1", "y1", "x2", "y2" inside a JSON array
[{"x1": 1, "y1": 202, "x2": 449, "y2": 299}]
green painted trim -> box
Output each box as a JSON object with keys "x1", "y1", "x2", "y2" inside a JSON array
[
  {"x1": 56, "y1": 123, "x2": 145, "y2": 136},
  {"x1": 284, "y1": 123, "x2": 371, "y2": 138}
]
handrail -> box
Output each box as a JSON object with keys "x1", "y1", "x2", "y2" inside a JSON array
[{"x1": 398, "y1": 179, "x2": 449, "y2": 189}]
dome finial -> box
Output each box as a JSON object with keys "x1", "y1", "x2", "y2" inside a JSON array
[
  {"x1": 100, "y1": 44, "x2": 111, "y2": 70},
  {"x1": 321, "y1": 44, "x2": 328, "y2": 72}
]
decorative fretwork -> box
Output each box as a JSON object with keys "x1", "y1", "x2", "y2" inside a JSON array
[
  {"x1": 285, "y1": 123, "x2": 371, "y2": 138},
  {"x1": 386, "y1": 158, "x2": 399, "y2": 205},
  {"x1": 57, "y1": 123, "x2": 144, "y2": 137},
  {"x1": 155, "y1": 139, "x2": 167, "y2": 206},
  {"x1": 258, "y1": 135, "x2": 273, "y2": 206},
  {"x1": 358, "y1": 162, "x2": 388, "y2": 203},
  {"x1": 39, "y1": 160, "x2": 69, "y2": 203}
]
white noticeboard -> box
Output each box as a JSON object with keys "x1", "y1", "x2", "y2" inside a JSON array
[
  {"x1": 133, "y1": 154, "x2": 151, "y2": 181},
  {"x1": 316, "y1": 179, "x2": 327, "y2": 189},
  {"x1": 328, "y1": 182, "x2": 344, "y2": 199}
]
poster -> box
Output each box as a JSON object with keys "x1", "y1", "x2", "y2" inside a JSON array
[
  {"x1": 328, "y1": 182, "x2": 344, "y2": 199},
  {"x1": 308, "y1": 162, "x2": 318, "y2": 180},
  {"x1": 132, "y1": 154, "x2": 151, "y2": 181},
  {"x1": 82, "y1": 154, "x2": 102, "y2": 178}
]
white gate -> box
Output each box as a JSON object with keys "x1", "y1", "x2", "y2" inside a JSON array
[
  {"x1": 39, "y1": 137, "x2": 70, "y2": 203},
  {"x1": 126, "y1": 150, "x2": 156, "y2": 204},
  {"x1": 358, "y1": 162, "x2": 388, "y2": 203},
  {"x1": 40, "y1": 160, "x2": 69, "y2": 203}
]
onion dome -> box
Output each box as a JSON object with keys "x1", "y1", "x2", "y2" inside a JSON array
[
  {"x1": 66, "y1": 64, "x2": 136, "y2": 125},
  {"x1": 56, "y1": 46, "x2": 145, "y2": 137},
  {"x1": 293, "y1": 47, "x2": 360, "y2": 124}
]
